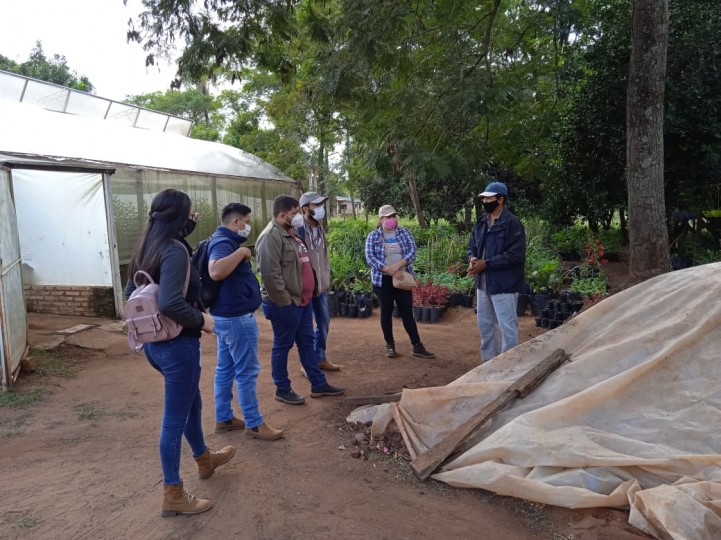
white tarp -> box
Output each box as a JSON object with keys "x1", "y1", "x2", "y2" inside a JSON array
[
  {"x1": 0, "y1": 99, "x2": 294, "y2": 182},
  {"x1": 350, "y1": 263, "x2": 721, "y2": 540},
  {"x1": 12, "y1": 169, "x2": 113, "y2": 287}
]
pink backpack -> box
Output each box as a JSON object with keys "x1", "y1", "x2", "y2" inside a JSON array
[{"x1": 124, "y1": 243, "x2": 191, "y2": 352}]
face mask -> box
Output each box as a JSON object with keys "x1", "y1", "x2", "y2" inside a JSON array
[
  {"x1": 311, "y1": 207, "x2": 326, "y2": 220},
  {"x1": 180, "y1": 217, "x2": 197, "y2": 238},
  {"x1": 286, "y1": 213, "x2": 304, "y2": 228},
  {"x1": 383, "y1": 217, "x2": 397, "y2": 229},
  {"x1": 482, "y1": 200, "x2": 499, "y2": 214},
  {"x1": 237, "y1": 223, "x2": 251, "y2": 238}
]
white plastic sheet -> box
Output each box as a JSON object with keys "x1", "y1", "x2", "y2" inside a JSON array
[
  {"x1": 349, "y1": 263, "x2": 721, "y2": 540},
  {"x1": 0, "y1": 99, "x2": 294, "y2": 182},
  {"x1": 12, "y1": 169, "x2": 113, "y2": 287}
]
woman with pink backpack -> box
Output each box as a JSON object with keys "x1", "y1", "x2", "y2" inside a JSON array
[{"x1": 125, "y1": 189, "x2": 235, "y2": 517}]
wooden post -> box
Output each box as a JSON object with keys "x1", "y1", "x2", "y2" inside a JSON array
[{"x1": 410, "y1": 349, "x2": 568, "y2": 481}]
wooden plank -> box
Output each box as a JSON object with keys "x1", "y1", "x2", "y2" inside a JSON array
[
  {"x1": 410, "y1": 349, "x2": 568, "y2": 481},
  {"x1": 345, "y1": 394, "x2": 402, "y2": 406}
]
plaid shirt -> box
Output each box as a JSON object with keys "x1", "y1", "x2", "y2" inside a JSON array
[{"x1": 365, "y1": 226, "x2": 417, "y2": 287}]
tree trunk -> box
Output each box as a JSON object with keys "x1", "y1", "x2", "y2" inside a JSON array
[
  {"x1": 626, "y1": 0, "x2": 671, "y2": 277},
  {"x1": 619, "y1": 207, "x2": 629, "y2": 246},
  {"x1": 406, "y1": 173, "x2": 427, "y2": 228},
  {"x1": 317, "y1": 137, "x2": 325, "y2": 196},
  {"x1": 346, "y1": 129, "x2": 356, "y2": 218},
  {"x1": 464, "y1": 203, "x2": 473, "y2": 229}
]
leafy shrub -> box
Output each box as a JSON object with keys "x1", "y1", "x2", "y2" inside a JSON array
[
  {"x1": 525, "y1": 236, "x2": 564, "y2": 292},
  {"x1": 327, "y1": 218, "x2": 374, "y2": 283}
]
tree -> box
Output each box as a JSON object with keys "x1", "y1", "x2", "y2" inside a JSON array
[
  {"x1": 626, "y1": 0, "x2": 671, "y2": 277},
  {"x1": 1, "y1": 41, "x2": 94, "y2": 92},
  {"x1": 125, "y1": 88, "x2": 224, "y2": 140}
]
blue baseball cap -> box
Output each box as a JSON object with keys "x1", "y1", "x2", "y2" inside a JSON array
[{"x1": 479, "y1": 181, "x2": 508, "y2": 197}]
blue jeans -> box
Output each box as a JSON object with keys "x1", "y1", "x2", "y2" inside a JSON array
[
  {"x1": 144, "y1": 336, "x2": 207, "y2": 486},
  {"x1": 214, "y1": 313, "x2": 263, "y2": 429},
  {"x1": 262, "y1": 300, "x2": 327, "y2": 391},
  {"x1": 476, "y1": 290, "x2": 519, "y2": 363},
  {"x1": 311, "y1": 292, "x2": 331, "y2": 362}
]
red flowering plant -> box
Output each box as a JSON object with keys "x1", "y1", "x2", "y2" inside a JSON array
[
  {"x1": 585, "y1": 236, "x2": 609, "y2": 267},
  {"x1": 412, "y1": 279, "x2": 432, "y2": 307},
  {"x1": 430, "y1": 283, "x2": 450, "y2": 308},
  {"x1": 412, "y1": 280, "x2": 449, "y2": 308}
]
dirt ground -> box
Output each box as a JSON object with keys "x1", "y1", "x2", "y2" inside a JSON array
[{"x1": 0, "y1": 263, "x2": 648, "y2": 540}]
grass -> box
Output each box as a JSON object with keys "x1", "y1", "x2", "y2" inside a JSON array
[
  {"x1": 13, "y1": 516, "x2": 40, "y2": 530},
  {"x1": 2, "y1": 417, "x2": 27, "y2": 438},
  {"x1": 74, "y1": 402, "x2": 102, "y2": 421},
  {"x1": 74, "y1": 402, "x2": 138, "y2": 421},
  {"x1": 0, "y1": 387, "x2": 42, "y2": 409},
  {"x1": 30, "y1": 347, "x2": 82, "y2": 379}
]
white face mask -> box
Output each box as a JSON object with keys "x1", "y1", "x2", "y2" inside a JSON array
[
  {"x1": 312, "y1": 206, "x2": 326, "y2": 220},
  {"x1": 237, "y1": 223, "x2": 251, "y2": 238},
  {"x1": 289, "y1": 213, "x2": 304, "y2": 228}
]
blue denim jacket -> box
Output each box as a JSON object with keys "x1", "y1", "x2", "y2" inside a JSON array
[{"x1": 466, "y1": 209, "x2": 526, "y2": 295}]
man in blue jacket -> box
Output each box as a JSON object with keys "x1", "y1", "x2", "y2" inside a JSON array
[
  {"x1": 208, "y1": 203, "x2": 283, "y2": 441},
  {"x1": 467, "y1": 182, "x2": 526, "y2": 362}
]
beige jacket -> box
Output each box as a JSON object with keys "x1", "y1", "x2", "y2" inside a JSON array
[{"x1": 256, "y1": 219, "x2": 318, "y2": 306}]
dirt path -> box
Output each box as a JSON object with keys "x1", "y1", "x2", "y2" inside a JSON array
[{"x1": 1, "y1": 267, "x2": 646, "y2": 539}]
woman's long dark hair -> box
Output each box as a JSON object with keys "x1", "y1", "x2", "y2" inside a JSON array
[{"x1": 127, "y1": 189, "x2": 191, "y2": 284}]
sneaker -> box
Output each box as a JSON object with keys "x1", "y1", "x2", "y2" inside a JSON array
[
  {"x1": 385, "y1": 342, "x2": 397, "y2": 358},
  {"x1": 214, "y1": 416, "x2": 246, "y2": 433},
  {"x1": 310, "y1": 383, "x2": 345, "y2": 398},
  {"x1": 412, "y1": 343, "x2": 436, "y2": 359},
  {"x1": 275, "y1": 388, "x2": 306, "y2": 405}
]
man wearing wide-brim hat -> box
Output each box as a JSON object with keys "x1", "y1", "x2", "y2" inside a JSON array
[{"x1": 467, "y1": 182, "x2": 526, "y2": 362}]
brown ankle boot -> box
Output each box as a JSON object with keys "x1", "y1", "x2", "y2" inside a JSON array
[
  {"x1": 245, "y1": 422, "x2": 284, "y2": 441},
  {"x1": 161, "y1": 483, "x2": 212, "y2": 517},
  {"x1": 215, "y1": 417, "x2": 245, "y2": 433},
  {"x1": 195, "y1": 446, "x2": 236, "y2": 480},
  {"x1": 318, "y1": 360, "x2": 340, "y2": 371}
]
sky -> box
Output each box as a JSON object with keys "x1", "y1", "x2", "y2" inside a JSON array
[{"x1": 0, "y1": 0, "x2": 178, "y2": 101}]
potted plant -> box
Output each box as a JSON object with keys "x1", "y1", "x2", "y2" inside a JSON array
[
  {"x1": 412, "y1": 279, "x2": 427, "y2": 321},
  {"x1": 429, "y1": 283, "x2": 449, "y2": 323}
]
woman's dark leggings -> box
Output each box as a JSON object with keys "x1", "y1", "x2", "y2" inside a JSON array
[{"x1": 374, "y1": 275, "x2": 421, "y2": 346}]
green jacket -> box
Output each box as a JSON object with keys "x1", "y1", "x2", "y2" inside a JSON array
[{"x1": 256, "y1": 219, "x2": 318, "y2": 306}]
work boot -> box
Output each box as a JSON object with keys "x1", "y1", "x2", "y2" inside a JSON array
[
  {"x1": 385, "y1": 342, "x2": 397, "y2": 358},
  {"x1": 245, "y1": 422, "x2": 284, "y2": 441},
  {"x1": 215, "y1": 416, "x2": 245, "y2": 433},
  {"x1": 318, "y1": 360, "x2": 340, "y2": 371},
  {"x1": 161, "y1": 483, "x2": 212, "y2": 517},
  {"x1": 310, "y1": 383, "x2": 345, "y2": 398},
  {"x1": 275, "y1": 388, "x2": 306, "y2": 405},
  {"x1": 195, "y1": 446, "x2": 236, "y2": 480},
  {"x1": 412, "y1": 343, "x2": 435, "y2": 359},
  {"x1": 301, "y1": 360, "x2": 340, "y2": 379}
]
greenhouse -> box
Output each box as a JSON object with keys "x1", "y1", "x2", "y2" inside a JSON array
[{"x1": 0, "y1": 75, "x2": 298, "y2": 327}]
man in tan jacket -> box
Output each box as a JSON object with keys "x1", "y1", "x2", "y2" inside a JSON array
[
  {"x1": 298, "y1": 192, "x2": 340, "y2": 375},
  {"x1": 256, "y1": 195, "x2": 344, "y2": 405}
]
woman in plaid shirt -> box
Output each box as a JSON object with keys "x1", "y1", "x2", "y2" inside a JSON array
[{"x1": 365, "y1": 205, "x2": 435, "y2": 359}]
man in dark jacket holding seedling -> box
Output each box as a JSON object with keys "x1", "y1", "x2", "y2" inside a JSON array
[{"x1": 467, "y1": 182, "x2": 526, "y2": 362}]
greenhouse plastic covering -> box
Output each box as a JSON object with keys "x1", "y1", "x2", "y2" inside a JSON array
[
  {"x1": 0, "y1": 98, "x2": 294, "y2": 182},
  {"x1": 0, "y1": 70, "x2": 193, "y2": 136},
  {"x1": 349, "y1": 263, "x2": 721, "y2": 540}
]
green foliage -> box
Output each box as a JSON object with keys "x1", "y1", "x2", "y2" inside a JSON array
[
  {"x1": 569, "y1": 275, "x2": 608, "y2": 296},
  {"x1": 525, "y1": 237, "x2": 564, "y2": 292},
  {"x1": 694, "y1": 249, "x2": 721, "y2": 266},
  {"x1": 326, "y1": 218, "x2": 374, "y2": 283},
  {"x1": 0, "y1": 387, "x2": 41, "y2": 409},
  {"x1": 550, "y1": 227, "x2": 588, "y2": 254},
  {"x1": 1, "y1": 41, "x2": 94, "y2": 92}
]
